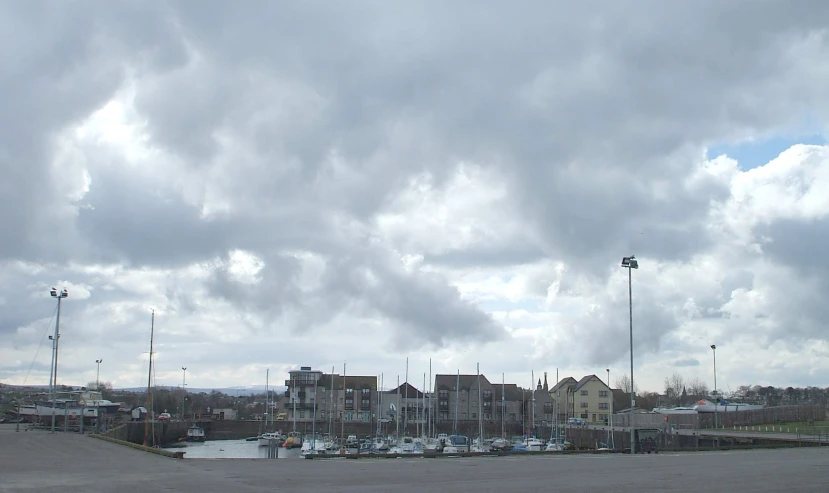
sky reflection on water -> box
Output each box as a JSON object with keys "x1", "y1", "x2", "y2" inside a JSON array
[{"x1": 164, "y1": 439, "x2": 302, "y2": 459}]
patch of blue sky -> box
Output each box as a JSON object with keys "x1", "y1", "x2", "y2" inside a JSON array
[
  {"x1": 478, "y1": 299, "x2": 540, "y2": 313},
  {"x1": 707, "y1": 132, "x2": 827, "y2": 170}
]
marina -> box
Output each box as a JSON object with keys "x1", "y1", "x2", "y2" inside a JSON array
[{"x1": 2, "y1": 424, "x2": 828, "y2": 493}]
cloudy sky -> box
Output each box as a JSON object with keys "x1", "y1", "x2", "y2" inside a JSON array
[{"x1": 2, "y1": 1, "x2": 829, "y2": 395}]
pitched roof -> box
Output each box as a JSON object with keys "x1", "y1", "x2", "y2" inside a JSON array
[
  {"x1": 434, "y1": 374, "x2": 492, "y2": 391},
  {"x1": 385, "y1": 382, "x2": 425, "y2": 399},
  {"x1": 574, "y1": 374, "x2": 611, "y2": 392},
  {"x1": 319, "y1": 374, "x2": 377, "y2": 391},
  {"x1": 550, "y1": 376, "x2": 578, "y2": 393},
  {"x1": 492, "y1": 383, "x2": 527, "y2": 402}
]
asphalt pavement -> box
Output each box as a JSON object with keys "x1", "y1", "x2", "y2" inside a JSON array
[{"x1": 1, "y1": 424, "x2": 826, "y2": 492}]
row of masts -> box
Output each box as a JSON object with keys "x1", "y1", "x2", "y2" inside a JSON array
[{"x1": 140, "y1": 309, "x2": 548, "y2": 448}]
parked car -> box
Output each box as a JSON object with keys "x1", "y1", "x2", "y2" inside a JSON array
[
  {"x1": 567, "y1": 417, "x2": 586, "y2": 426},
  {"x1": 158, "y1": 412, "x2": 172, "y2": 421}
]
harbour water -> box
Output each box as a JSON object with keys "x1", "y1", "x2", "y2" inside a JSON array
[{"x1": 163, "y1": 439, "x2": 303, "y2": 459}]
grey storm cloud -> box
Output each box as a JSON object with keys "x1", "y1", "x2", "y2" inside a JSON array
[{"x1": 2, "y1": 0, "x2": 829, "y2": 387}]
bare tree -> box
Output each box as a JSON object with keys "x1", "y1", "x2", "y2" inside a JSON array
[
  {"x1": 686, "y1": 378, "x2": 709, "y2": 397},
  {"x1": 614, "y1": 374, "x2": 639, "y2": 394},
  {"x1": 664, "y1": 373, "x2": 685, "y2": 405}
]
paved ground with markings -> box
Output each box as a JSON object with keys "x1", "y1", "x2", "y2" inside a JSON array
[{"x1": 1, "y1": 424, "x2": 826, "y2": 492}]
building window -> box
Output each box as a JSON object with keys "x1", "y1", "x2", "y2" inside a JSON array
[
  {"x1": 508, "y1": 413, "x2": 516, "y2": 422},
  {"x1": 300, "y1": 411, "x2": 305, "y2": 418},
  {"x1": 345, "y1": 398, "x2": 354, "y2": 410},
  {"x1": 472, "y1": 413, "x2": 477, "y2": 419},
  {"x1": 599, "y1": 390, "x2": 609, "y2": 397},
  {"x1": 361, "y1": 388, "x2": 370, "y2": 397},
  {"x1": 580, "y1": 402, "x2": 589, "y2": 408},
  {"x1": 484, "y1": 413, "x2": 492, "y2": 420},
  {"x1": 599, "y1": 402, "x2": 609, "y2": 410},
  {"x1": 483, "y1": 390, "x2": 492, "y2": 400},
  {"x1": 580, "y1": 390, "x2": 588, "y2": 396},
  {"x1": 543, "y1": 402, "x2": 553, "y2": 413}
]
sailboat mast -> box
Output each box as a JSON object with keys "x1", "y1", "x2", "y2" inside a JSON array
[
  {"x1": 404, "y1": 357, "x2": 408, "y2": 436},
  {"x1": 396, "y1": 375, "x2": 400, "y2": 440},
  {"x1": 340, "y1": 362, "x2": 346, "y2": 447},
  {"x1": 311, "y1": 372, "x2": 318, "y2": 451},
  {"x1": 422, "y1": 372, "x2": 426, "y2": 438},
  {"x1": 531, "y1": 370, "x2": 535, "y2": 437},
  {"x1": 376, "y1": 373, "x2": 382, "y2": 436},
  {"x1": 143, "y1": 310, "x2": 154, "y2": 447},
  {"x1": 428, "y1": 358, "x2": 432, "y2": 438},
  {"x1": 453, "y1": 370, "x2": 459, "y2": 435},
  {"x1": 329, "y1": 366, "x2": 334, "y2": 436},
  {"x1": 501, "y1": 373, "x2": 505, "y2": 438},
  {"x1": 477, "y1": 363, "x2": 483, "y2": 446},
  {"x1": 265, "y1": 369, "x2": 269, "y2": 429}
]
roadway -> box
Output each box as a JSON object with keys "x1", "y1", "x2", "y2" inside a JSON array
[{"x1": 1, "y1": 424, "x2": 827, "y2": 492}]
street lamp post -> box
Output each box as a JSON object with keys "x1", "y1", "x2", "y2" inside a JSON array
[
  {"x1": 711, "y1": 344, "x2": 718, "y2": 431},
  {"x1": 49, "y1": 287, "x2": 69, "y2": 433},
  {"x1": 621, "y1": 255, "x2": 638, "y2": 454}
]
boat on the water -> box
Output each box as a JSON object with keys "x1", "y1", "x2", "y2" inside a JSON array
[
  {"x1": 258, "y1": 432, "x2": 282, "y2": 447},
  {"x1": 186, "y1": 424, "x2": 206, "y2": 442}
]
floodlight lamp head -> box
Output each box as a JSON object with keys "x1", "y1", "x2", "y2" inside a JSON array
[
  {"x1": 50, "y1": 288, "x2": 57, "y2": 297},
  {"x1": 621, "y1": 256, "x2": 638, "y2": 269},
  {"x1": 710, "y1": 344, "x2": 716, "y2": 350}
]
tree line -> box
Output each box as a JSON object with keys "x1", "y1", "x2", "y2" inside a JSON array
[{"x1": 611, "y1": 373, "x2": 829, "y2": 410}]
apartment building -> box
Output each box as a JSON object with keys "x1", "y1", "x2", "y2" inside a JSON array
[
  {"x1": 379, "y1": 382, "x2": 429, "y2": 432},
  {"x1": 550, "y1": 374, "x2": 612, "y2": 424},
  {"x1": 283, "y1": 366, "x2": 377, "y2": 423},
  {"x1": 433, "y1": 373, "x2": 554, "y2": 425}
]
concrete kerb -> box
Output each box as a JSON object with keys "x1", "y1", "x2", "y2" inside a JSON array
[{"x1": 89, "y1": 434, "x2": 185, "y2": 459}]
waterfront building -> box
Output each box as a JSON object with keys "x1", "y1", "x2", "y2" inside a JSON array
[{"x1": 284, "y1": 366, "x2": 377, "y2": 423}]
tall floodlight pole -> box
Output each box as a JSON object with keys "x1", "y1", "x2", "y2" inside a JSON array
[
  {"x1": 95, "y1": 359, "x2": 103, "y2": 389},
  {"x1": 621, "y1": 255, "x2": 638, "y2": 454},
  {"x1": 49, "y1": 287, "x2": 69, "y2": 433},
  {"x1": 711, "y1": 344, "x2": 718, "y2": 431},
  {"x1": 181, "y1": 367, "x2": 187, "y2": 419},
  {"x1": 94, "y1": 359, "x2": 103, "y2": 433}
]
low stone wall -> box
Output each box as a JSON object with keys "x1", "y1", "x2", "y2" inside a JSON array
[{"x1": 90, "y1": 434, "x2": 185, "y2": 458}]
